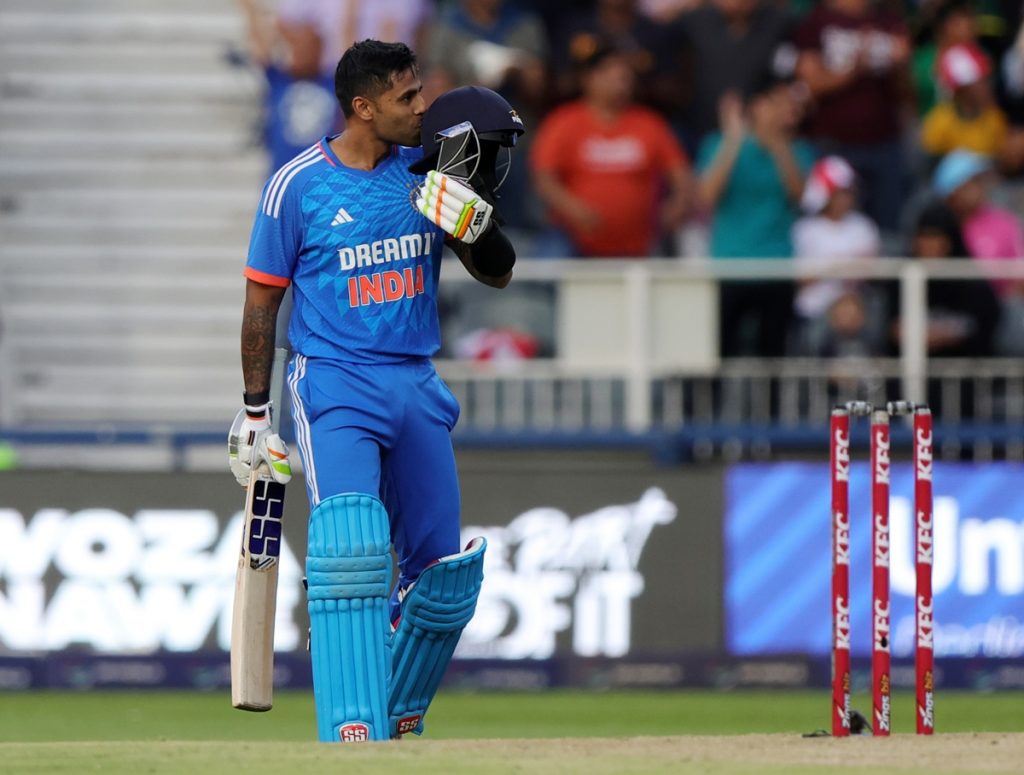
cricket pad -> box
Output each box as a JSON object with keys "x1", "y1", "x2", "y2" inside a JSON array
[
  {"x1": 306, "y1": 493, "x2": 391, "y2": 742},
  {"x1": 388, "y1": 537, "x2": 486, "y2": 737}
]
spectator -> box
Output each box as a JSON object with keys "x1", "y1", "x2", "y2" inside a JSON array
[
  {"x1": 794, "y1": 0, "x2": 912, "y2": 233},
  {"x1": 697, "y1": 78, "x2": 815, "y2": 356},
  {"x1": 554, "y1": 0, "x2": 682, "y2": 118},
  {"x1": 236, "y1": 0, "x2": 432, "y2": 171},
  {"x1": 675, "y1": 0, "x2": 795, "y2": 146},
  {"x1": 922, "y1": 43, "x2": 1010, "y2": 160},
  {"x1": 888, "y1": 200, "x2": 1000, "y2": 357},
  {"x1": 640, "y1": 0, "x2": 702, "y2": 24},
  {"x1": 995, "y1": 16, "x2": 1024, "y2": 171},
  {"x1": 425, "y1": 0, "x2": 548, "y2": 228},
  {"x1": 933, "y1": 149, "x2": 1024, "y2": 296},
  {"x1": 425, "y1": 0, "x2": 547, "y2": 106},
  {"x1": 530, "y1": 42, "x2": 691, "y2": 258},
  {"x1": 791, "y1": 156, "x2": 883, "y2": 354},
  {"x1": 911, "y1": 0, "x2": 978, "y2": 117}
]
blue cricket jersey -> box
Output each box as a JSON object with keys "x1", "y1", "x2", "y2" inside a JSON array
[{"x1": 245, "y1": 137, "x2": 446, "y2": 363}]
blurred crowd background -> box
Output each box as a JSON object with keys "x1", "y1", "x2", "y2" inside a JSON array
[
  {"x1": 4, "y1": 0, "x2": 1024, "y2": 440},
  {"x1": 237, "y1": 0, "x2": 1024, "y2": 360}
]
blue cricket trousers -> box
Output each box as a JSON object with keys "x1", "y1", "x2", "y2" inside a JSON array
[{"x1": 287, "y1": 354, "x2": 462, "y2": 610}]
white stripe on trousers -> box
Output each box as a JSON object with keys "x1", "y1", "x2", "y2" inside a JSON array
[{"x1": 287, "y1": 354, "x2": 320, "y2": 505}]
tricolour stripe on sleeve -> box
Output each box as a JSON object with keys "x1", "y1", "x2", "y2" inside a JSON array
[
  {"x1": 268, "y1": 153, "x2": 324, "y2": 218},
  {"x1": 261, "y1": 145, "x2": 320, "y2": 217}
]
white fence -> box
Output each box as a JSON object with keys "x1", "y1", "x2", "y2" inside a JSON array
[
  {"x1": 434, "y1": 258, "x2": 1024, "y2": 433},
  {"x1": 4, "y1": 258, "x2": 1024, "y2": 433}
]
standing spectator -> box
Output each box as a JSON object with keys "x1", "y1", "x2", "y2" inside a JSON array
[
  {"x1": 922, "y1": 43, "x2": 1010, "y2": 160},
  {"x1": 791, "y1": 156, "x2": 882, "y2": 354},
  {"x1": 425, "y1": 0, "x2": 548, "y2": 228},
  {"x1": 554, "y1": 0, "x2": 682, "y2": 118},
  {"x1": 994, "y1": 15, "x2": 1024, "y2": 171},
  {"x1": 697, "y1": 78, "x2": 815, "y2": 356},
  {"x1": 933, "y1": 150, "x2": 1024, "y2": 296},
  {"x1": 640, "y1": 0, "x2": 702, "y2": 24},
  {"x1": 425, "y1": 0, "x2": 547, "y2": 107},
  {"x1": 530, "y1": 43, "x2": 691, "y2": 258},
  {"x1": 794, "y1": 0, "x2": 912, "y2": 233},
  {"x1": 237, "y1": 0, "x2": 433, "y2": 171},
  {"x1": 675, "y1": 0, "x2": 795, "y2": 147}
]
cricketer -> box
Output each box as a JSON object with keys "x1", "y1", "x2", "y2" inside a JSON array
[{"x1": 228, "y1": 39, "x2": 524, "y2": 742}]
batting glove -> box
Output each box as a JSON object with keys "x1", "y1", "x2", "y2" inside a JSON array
[
  {"x1": 414, "y1": 170, "x2": 494, "y2": 244},
  {"x1": 228, "y1": 403, "x2": 292, "y2": 487}
]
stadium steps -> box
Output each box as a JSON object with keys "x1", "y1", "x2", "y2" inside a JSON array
[{"x1": 0, "y1": 0, "x2": 266, "y2": 426}]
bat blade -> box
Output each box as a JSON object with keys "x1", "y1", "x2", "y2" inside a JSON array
[{"x1": 230, "y1": 463, "x2": 286, "y2": 711}]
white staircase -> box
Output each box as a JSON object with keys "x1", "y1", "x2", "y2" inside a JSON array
[{"x1": 0, "y1": 0, "x2": 268, "y2": 425}]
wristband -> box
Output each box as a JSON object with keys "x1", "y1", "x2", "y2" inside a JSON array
[
  {"x1": 244, "y1": 402, "x2": 270, "y2": 421},
  {"x1": 470, "y1": 224, "x2": 516, "y2": 277},
  {"x1": 243, "y1": 390, "x2": 270, "y2": 406}
]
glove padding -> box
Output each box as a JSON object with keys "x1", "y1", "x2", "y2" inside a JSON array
[
  {"x1": 414, "y1": 170, "x2": 494, "y2": 244},
  {"x1": 228, "y1": 404, "x2": 292, "y2": 487}
]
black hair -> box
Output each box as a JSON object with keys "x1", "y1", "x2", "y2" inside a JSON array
[
  {"x1": 574, "y1": 36, "x2": 626, "y2": 73},
  {"x1": 334, "y1": 39, "x2": 417, "y2": 118},
  {"x1": 912, "y1": 200, "x2": 970, "y2": 258},
  {"x1": 743, "y1": 70, "x2": 792, "y2": 104}
]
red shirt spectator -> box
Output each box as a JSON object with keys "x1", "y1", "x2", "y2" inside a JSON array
[{"x1": 531, "y1": 46, "x2": 689, "y2": 257}]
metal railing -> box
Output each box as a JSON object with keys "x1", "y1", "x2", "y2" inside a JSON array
[
  {"x1": 3, "y1": 258, "x2": 1024, "y2": 438},
  {"x1": 436, "y1": 258, "x2": 1024, "y2": 433}
]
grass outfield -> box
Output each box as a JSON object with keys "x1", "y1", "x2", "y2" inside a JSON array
[{"x1": 1, "y1": 690, "x2": 1022, "y2": 774}]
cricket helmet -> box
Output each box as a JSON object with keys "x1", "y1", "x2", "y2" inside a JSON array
[{"x1": 408, "y1": 85, "x2": 525, "y2": 204}]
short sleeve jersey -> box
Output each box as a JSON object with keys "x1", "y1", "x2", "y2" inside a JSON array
[
  {"x1": 245, "y1": 138, "x2": 446, "y2": 363},
  {"x1": 793, "y1": 6, "x2": 907, "y2": 145},
  {"x1": 697, "y1": 133, "x2": 816, "y2": 258},
  {"x1": 531, "y1": 101, "x2": 688, "y2": 257}
]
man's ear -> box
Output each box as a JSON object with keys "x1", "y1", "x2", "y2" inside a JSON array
[{"x1": 350, "y1": 95, "x2": 375, "y2": 122}]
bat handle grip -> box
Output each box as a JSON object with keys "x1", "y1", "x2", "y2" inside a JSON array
[{"x1": 270, "y1": 347, "x2": 290, "y2": 434}]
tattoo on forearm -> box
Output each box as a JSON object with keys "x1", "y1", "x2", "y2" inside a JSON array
[{"x1": 241, "y1": 303, "x2": 276, "y2": 394}]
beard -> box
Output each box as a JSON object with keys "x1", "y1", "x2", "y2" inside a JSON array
[{"x1": 379, "y1": 119, "x2": 421, "y2": 149}]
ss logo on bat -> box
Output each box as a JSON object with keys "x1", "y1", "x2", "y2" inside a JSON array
[{"x1": 248, "y1": 479, "x2": 286, "y2": 568}]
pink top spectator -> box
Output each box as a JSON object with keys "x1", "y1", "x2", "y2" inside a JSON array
[
  {"x1": 277, "y1": 0, "x2": 433, "y2": 74},
  {"x1": 962, "y1": 205, "x2": 1024, "y2": 296}
]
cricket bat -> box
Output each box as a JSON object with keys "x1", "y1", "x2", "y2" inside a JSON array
[{"x1": 231, "y1": 347, "x2": 289, "y2": 711}]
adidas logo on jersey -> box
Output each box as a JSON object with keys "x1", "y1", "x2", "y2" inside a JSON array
[{"x1": 332, "y1": 207, "x2": 354, "y2": 226}]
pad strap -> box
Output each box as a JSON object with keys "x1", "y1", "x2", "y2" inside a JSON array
[
  {"x1": 307, "y1": 493, "x2": 391, "y2": 742},
  {"x1": 388, "y1": 537, "x2": 486, "y2": 737}
]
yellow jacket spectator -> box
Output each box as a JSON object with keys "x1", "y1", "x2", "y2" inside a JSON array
[{"x1": 921, "y1": 43, "x2": 1008, "y2": 158}]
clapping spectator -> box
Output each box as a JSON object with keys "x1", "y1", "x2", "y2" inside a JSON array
[
  {"x1": 791, "y1": 156, "x2": 882, "y2": 354},
  {"x1": 697, "y1": 78, "x2": 815, "y2": 356},
  {"x1": 530, "y1": 42, "x2": 691, "y2": 258},
  {"x1": 794, "y1": 0, "x2": 912, "y2": 233},
  {"x1": 922, "y1": 43, "x2": 1010, "y2": 160}
]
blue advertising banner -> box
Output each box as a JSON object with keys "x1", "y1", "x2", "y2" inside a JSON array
[{"x1": 726, "y1": 462, "x2": 1024, "y2": 659}]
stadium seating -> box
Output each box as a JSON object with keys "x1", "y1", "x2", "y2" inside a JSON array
[{"x1": 0, "y1": 0, "x2": 262, "y2": 424}]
